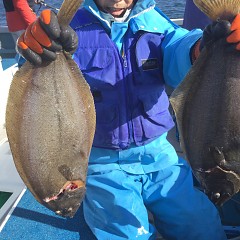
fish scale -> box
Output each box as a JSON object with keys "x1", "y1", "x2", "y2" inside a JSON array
[
  {"x1": 6, "y1": 0, "x2": 96, "y2": 218},
  {"x1": 170, "y1": 0, "x2": 240, "y2": 206}
]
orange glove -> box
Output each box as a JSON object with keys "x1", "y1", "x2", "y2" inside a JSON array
[
  {"x1": 226, "y1": 14, "x2": 240, "y2": 50},
  {"x1": 17, "y1": 9, "x2": 78, "y2": 65}
]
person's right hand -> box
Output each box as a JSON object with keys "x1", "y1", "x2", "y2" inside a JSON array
[{"x1": 17, "y1": 9, "x2": 78, "y2": 65}]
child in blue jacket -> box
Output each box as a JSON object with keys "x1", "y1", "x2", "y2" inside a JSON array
[{"x1": 17, "y1": 0, "x2": 240, "y2": 239}]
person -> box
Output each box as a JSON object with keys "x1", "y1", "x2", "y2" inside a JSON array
[
  {"x1": 16, "y1": 0, "x2": 240, "y2": 239},
  {"x1": 3, "y1": 0, "x2": 37, "y2": 41},
  {"x1": 182, "y1": 0, "x2": 211, "y2": 30},
  {"x1": 2, "y1": 0, "x2": 37, "y2": 67}
]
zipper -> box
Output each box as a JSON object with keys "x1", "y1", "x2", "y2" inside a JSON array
[
  {"x1": 121, "y1": 42, "x2": 133, "y2": 143},
  {"x1": 121, "y1": 47, "x2": 127, "y2": 68}
]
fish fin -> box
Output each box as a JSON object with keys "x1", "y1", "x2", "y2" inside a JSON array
[
  {"x1": 6, "y1": 62, "x2": 35, "y2": 184},
  {"x1": 209, "y1": 146, "x2": 226, "y2": 167},
  {"x1": 194, "y1": 0, "x2": 240, "y2": 21},
  {"x1": 169, "y1": 49, "x2": 209, "y2": 159}
]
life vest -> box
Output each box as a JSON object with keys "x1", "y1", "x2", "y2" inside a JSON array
[
  {"x1": 71, "y1": 9, "x2": 174, "y2": 150},
  {"x1": 3, "y1": 0, "x2": 36, "y2": 32}
]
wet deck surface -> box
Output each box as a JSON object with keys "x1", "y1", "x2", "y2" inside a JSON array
[
  {"x1": 0, "y1": 190, "x2": 96, "y2": 240},
  {"x1": 1, "y1": 188, "x2": 240, "y2": 239},
  {"x1": 0, "y1": 189, "x2": 165, "y2": 240}
]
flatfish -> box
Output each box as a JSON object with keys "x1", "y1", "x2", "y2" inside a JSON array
[
  {"x1": 5, "y1": 0, "x2": 96, "y2": 217},
  {"x1": 170, "y1": 0, "x2": 240, "y2": 206}
]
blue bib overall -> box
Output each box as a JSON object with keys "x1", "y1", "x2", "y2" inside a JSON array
[{"x1": 70, "y1": 7, "x2": 227, "y2": 240}]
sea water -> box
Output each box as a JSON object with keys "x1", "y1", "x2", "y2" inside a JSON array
[{"x1": 0, "y1": 0, "x2": 186, "y2": 26}]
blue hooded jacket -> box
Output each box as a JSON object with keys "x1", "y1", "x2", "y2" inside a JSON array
[{"x1": 70, "y1": 0, "x2": 202, "y2": 150}]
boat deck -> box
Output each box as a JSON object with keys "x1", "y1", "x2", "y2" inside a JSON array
[{"x1": 0, "y1": 189, "x2": 97, "y2": 240}]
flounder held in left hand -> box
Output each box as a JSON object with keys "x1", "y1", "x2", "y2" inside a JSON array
[{"x1": 170, "y1": 0, "x2": 240, "y2": 206}]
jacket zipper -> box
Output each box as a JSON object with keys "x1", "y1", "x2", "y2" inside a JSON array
[{"x1": 121, "y1": 43, "x2": 134, "y2": 144}]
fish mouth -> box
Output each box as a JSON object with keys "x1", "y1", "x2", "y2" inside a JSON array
[
  {"x1": 43, "y1": 180, "x2": 85, "y2": 203},
  {"x1": 194, "y1": 166, "x2": 240, "y2": 206},
  {"x1": 43, "y1": 180, "x2": 86, "y2": 217}
]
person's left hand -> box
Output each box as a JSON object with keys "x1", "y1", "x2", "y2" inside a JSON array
[
  {"x1": 191, "y1": 14, "x2": 240, "y2": 62},
  {"x1": 201, "y1": 14, "x2": 240, "y2": 50}
]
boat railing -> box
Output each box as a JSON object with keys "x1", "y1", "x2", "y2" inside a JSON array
[
  {"x1": 0, "y1": 26, "x2": 17, "y2": 59},
  {"x1": 171, "y1": 18, "x2": 183, "y2": 26}
]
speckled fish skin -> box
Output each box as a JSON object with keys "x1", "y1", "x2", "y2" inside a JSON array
[
  {"x1": 6, "y1": 53, "x2": 96, "y2": 217},
  {"x1": 170, "y1": 0, "x2": 240, "y2": 206}
]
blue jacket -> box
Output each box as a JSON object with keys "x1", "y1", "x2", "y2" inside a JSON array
[{"x1": 70, "y1": 0, "x2": 202, "y2": 150}]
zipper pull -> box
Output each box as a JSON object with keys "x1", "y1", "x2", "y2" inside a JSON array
[
  {"x1": 121, "y1": 48, "x2": 127, "y2": 68},
  {"x1": 123, "y1": 55, "x2": 127, "y2": 68}
]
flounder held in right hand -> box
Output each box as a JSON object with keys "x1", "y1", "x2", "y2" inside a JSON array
[
  {"x1": 6, "y1": 0, "x2": 96, "y2": 218},
  {"x1": 170, "y1": 0, "x2": 240, "y2": 206}
]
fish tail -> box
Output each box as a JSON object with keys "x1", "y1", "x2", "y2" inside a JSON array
[{"x1": 194, "y1": 0, "x2": 240, "y2": 21}]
